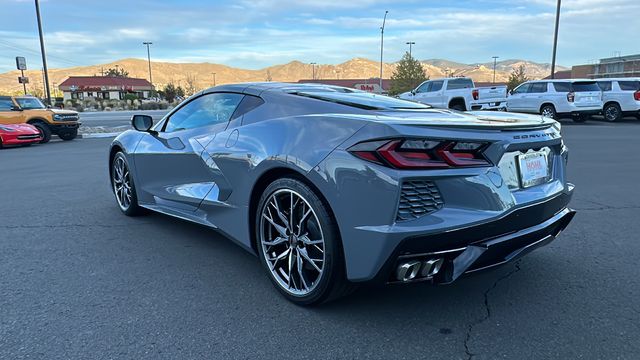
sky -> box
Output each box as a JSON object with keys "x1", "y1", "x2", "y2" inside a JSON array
[{"x1": 0, "y1": 0, "x2": 638, "y2": 73}]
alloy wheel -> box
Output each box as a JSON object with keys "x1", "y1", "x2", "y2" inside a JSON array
[
  {"x1": 605, "y1": 105, "x2": 619, "y2": 122},
  {"x1": 541, "y1": 106, "x2": 555, "y2": 119},
  {"x1": 112, "y1": 156, "x2": 132, "y2": 211},
  {"x1": 259, "y1": 189, "x2": 326, "y2": 296}
]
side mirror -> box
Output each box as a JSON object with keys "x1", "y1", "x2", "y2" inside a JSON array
[
  {"x1": 11, "y1": 105, "x2": 23, "y2": 111},
  {"x1": 132, "y1": 114, "x2": 155, "y2": 133},
  {"x1": 411, "y1": 90, "x2": 416, "y2": 95}
]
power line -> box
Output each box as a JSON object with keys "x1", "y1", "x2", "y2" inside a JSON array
[{"x1": 0, "y1": 39, "x2": 85, "y2": 67}]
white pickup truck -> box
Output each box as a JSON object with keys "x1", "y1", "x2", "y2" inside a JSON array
[{"x1": 398, "y1": 77, "x2": 508, "y2": 111}]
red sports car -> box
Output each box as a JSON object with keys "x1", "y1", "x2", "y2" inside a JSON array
[{"x1": 0, "y1": 124, "x2": 43, "y2": 148}]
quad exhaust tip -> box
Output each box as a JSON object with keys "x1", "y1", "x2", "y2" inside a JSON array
[{"x1": 396, "y1": 258, "x2": 444, "y2": 282}]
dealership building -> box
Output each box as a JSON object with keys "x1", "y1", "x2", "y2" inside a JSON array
[
  {"x1": 571, "y1": 54, "x2": 640, "y2": 79},
  {"x1": 58, "y1": 76, "x2": 153, "y2": 101}
]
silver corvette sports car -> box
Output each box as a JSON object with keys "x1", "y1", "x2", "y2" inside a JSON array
[{"x1": 109, "y1": 83, "x2": 575, "y2": 305}]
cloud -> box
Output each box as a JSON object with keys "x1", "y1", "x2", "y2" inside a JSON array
[{"x1": 0, "y1": 0, "x2": 637, "y2": 73}]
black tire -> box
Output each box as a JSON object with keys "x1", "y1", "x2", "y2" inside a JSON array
[
  {"x1": 255, "y1": 177, "x2": 354, "y2": 305},
  {"x1": 540, "y1": 104, "x2": 557, "y2": 120},
  {"x1": 58, "y1": 129, "x2": 78, "y2": 141},
  {"x1": 111, "y1": 152, "x2": 145, "y2": 216},
  {"x1": 450, "y1": 103, "x2": 465, "y2": 111},
  {"x1": 603, "y1": 103, "x2": 622, "y2": 122},
  {"x1": 32, "y1": 122, "x2": 52, "y2": 143},
  {"x1": 572, "y1": 114, "x2": 588, "y2": 123}
]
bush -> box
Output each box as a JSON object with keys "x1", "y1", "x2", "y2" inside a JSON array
[{"x1": 124, "y1": 94, "x2": 138, "y2": 102}]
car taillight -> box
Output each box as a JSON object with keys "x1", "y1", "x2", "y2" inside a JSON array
[
  {"x1": 634, "y1": 90, "x2": 640, "y2": 101},
  {"x1": 472, "y1": 89, "x2": 479, "y2": 100},
  {"x1": 567, "y1": 92, "x2": 575, "y2": 102},
  {"x1": 348, "y1": 139, "x2": 490, "y2": 169}
]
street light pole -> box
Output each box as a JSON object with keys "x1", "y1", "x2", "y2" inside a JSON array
[
  {"x1": 35, "y1": 0, "x2": 51, "y2": 105},
  {"x1": 550, "y1": 0, "x2": 561, "y2": 79},
  {"x1": 406, "y1": 41, "x2": 415, "y2": 57},
  {"x1": 143, "y1": 42, "x2": 154, "y2": 94},
  {"x1": 492, "y1": 56, "x2": 499, "y2": 83},
  {"x1": 310, "y1": 62, "x2": 316, "y2": 80},
  {"x1": 379, "y1": 10, "x2": 388, "y2": 92}
]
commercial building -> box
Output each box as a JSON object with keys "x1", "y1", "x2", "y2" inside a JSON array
[
  {"x1": 572, "y1": 54, "x2": 640, "y2": 79},
  {"x1": 58, "y1": 76, "x2": 153, "y2": 101},
  {"x1": 298, "y1": 79, "x2": 391, "y2": 93}
]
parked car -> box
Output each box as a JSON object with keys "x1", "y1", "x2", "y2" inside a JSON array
[
  {"x1": 0, "y1": 123, "x2": 42, "y2": 148},
  {"x1": 398, "y1": 77, "x2": 507, "y2": 111},
  {"x1": 506, "y1": 79, "x2": 602, "y2": 122},
  {"x1": 109, "y1": 83, "x2": 575, "y2": 305},
  {"x1": 595, "y1": 78, "x2": 640, "y2": 122},
  {"x1": 0, "y1": 96, "x2": 80, "y2": 143}
]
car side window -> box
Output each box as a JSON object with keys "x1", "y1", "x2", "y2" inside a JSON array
[
  {"x1": 430, "y1": 81, "x2": 444, "y2": 92},
  {"x1": 619, "y1": 81, "x2": 640, "y2": 91},
  {"x1": 529, "y1": 83, "x2": 547, "y2": 93},
  {"x1": 512, "y1": 83, "x2": 530, "y2": 94},
  {"x1": 0, "y1": 98, "x2": 14, "y2": 111},
  {"x1": 416, "y1": 82, "x2": 431, "y2": 93},
  {"x1": 446, "y1": 78, "x2": 473, "y2": 90},
  {"x1": 552, "y1": 82, "x2": 571, "y2": 92},
  {"x1": 164, "y1": 93, "x2": 244, "y2": 133},
  {"x1": 597, "y1": 81, "x2": 612, "y2": 92}
]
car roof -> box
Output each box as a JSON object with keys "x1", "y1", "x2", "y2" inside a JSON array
[
  {"x1": 528, "y1": 79, "x2": 596, "y2": 83},
  {"x1": 200, "y1": 82, "x2": 362, "y2": 96},
  {"x1": 593, "y1": 77, "x2": 640, "y2": 81}
]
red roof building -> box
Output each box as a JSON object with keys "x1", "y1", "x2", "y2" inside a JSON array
[
  {"x1": 298, "y1": 79, "x2": 391, "y2": 93},
  {"x1": 58, "y1": 76, "x2": 153, "y2": 101}
]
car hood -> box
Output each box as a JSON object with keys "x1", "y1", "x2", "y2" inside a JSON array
[
  {"x1": 50, "y1": 108, "x2": 79, "y2": 115},
  {"x1": 369, "y1": 109, "x2": 555, "y2": 130},
  {"x1": 0, "y1": 123, "x2": 40, "y2": 134}
]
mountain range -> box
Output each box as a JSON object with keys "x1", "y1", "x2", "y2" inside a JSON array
[{"x1": 0, "y1": 58, "x2": 566, "y2": 95}]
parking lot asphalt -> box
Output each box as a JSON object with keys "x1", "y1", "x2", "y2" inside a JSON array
[{"x1": 1, "y1": 120, "x2": 639, "y2": 359}]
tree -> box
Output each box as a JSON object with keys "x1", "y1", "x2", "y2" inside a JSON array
[
  {"x1": 104, "y1": 67, "x2": 129, "y2": 78},
  {"x1": 507, "y1": 64, "x2": 529, "y2": 91},
  {"x1": 389, "y1": 52, "x2": 428, "y2": 96},
  {"x1": 265, "y1": 70, "x2": 273, "y2": 82},
  {"x1": 162, "y1": 83, "x2": 178, "y2": 102},
  {"x1": 184, "y1": 74, "x2": 198, "y2": 96}
]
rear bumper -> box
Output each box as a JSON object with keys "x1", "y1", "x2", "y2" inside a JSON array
[
  {"x1": 470, "y1": 101, "x2": 507, "y2": 111},
  {"x1": 369, "y1": 189, "x2": 575, "y2": 284},
  {"x1": 563, "y1": 109, "x2": 600, "y2": 117},
  {"x1": 387, "y1": 206, "x2": 575, "y2": 285}
]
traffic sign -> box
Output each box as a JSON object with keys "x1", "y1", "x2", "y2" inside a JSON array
[{"x1": 16, "y1": 57, "x2": 27, "y2": 70}]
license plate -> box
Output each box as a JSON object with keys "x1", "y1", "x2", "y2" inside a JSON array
[{"x1": 517, "y1": 151, "x2": 549, "y2": 188}]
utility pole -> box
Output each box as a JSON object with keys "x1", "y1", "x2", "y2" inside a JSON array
[
  {"x1": 379, "y1": 10, "x2": 388, "y2": 92},
  {"x1": 143, "y1": 42, "x2": 154, "y2": 94},
  {"x1": 492, "y1": 56, "x2": 499, "y2": 83},
  {"x1": 35, "y1": 0, "x2": 51, "y2": 105},
  {"x1": 310, "y1": 62, "x2": 316, "y2": 80},
  {"x1": 406, "y1": 41, "x2": 415, "y2": 57},
  {"x1": 550, "y1": 0, "x2": 561, "y2": 79},
  {"x1": 212, "y1": 72, "x2": 216, "y2": 87}
]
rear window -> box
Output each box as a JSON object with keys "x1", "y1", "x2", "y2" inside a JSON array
[
  {"x1": 553, "y1": 82, "x2": 571, "y2": 92},
  {"x1": 618, "y1": 81, "x2": 640, "y2": 91},
  {"x1": 571, "y1": 82, "x2": 600, "y2": 92},
  {"x1": 446, "y1": 78, "x2": 474, "y2": 90},
  {"x1": 0, "y1": 98, "x2": 14, "y2": 110},
  {"x1": 293, "y1": 89, "x2": 430, "y2": 110}
]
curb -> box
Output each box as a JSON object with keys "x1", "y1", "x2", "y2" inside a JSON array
[{"x1": 78, "y1": 132, "x2": 122, "y2": 139}]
